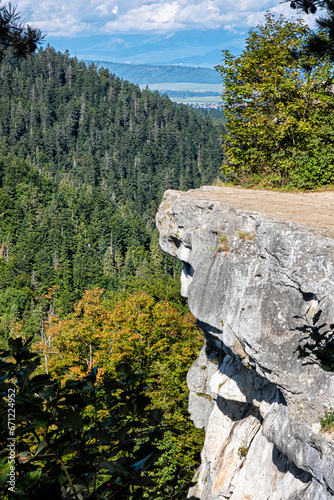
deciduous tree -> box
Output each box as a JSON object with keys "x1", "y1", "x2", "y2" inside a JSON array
[
  {"x1": 216, "y1": 13, "x2": 334, "y2": 188},
  {"x1": 34, "y1": 288, "x2": 204, "y2": 496},
  {"x1": 0, "y1": 337, "x2": 165, "y2": 499}
]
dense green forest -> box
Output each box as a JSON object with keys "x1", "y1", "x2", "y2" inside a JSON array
[
  {"x1": 0, "y1": 45, "x2": 224, "y2": 498},
  {"x1": 0, "y1": 46, "x2": 224, "y2": 337},
  {"x1": 192, "y1": 107, "x2": 226, "y2": 122}
]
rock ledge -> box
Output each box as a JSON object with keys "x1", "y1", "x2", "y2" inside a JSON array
[{"x1": 157, "y1": 187, "x2": 334, "y2": 500}]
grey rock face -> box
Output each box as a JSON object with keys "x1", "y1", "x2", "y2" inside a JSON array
[{"x1": 156, "y1": 188, "x2": 334, "y2": 499}]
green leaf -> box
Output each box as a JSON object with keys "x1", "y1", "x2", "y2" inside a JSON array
[
  {"x1": 0, "y1": 360, "x2": 16, "y2": 371},
  {"x1": 116, "y1": 362, "x2": 134, "y2": 381},
  {"x1": 97, "y1": 459, "x2": 129, "y2": 477},
  {"x1": 60, "y1": 410, "x2": 84, "y2": 432},
  {"x1": 132, "y1": 476, "x2": 156, "y2": 487},
  {"x1": 22, "y1": 479, "x2": 62, "y2": 499},
  {"x1": 34, "y1": 439, "x2": 50, "y2": 456},
  {"x1": 127, "y1": 394, "x2": 151, "y2": 415},
  {"x1": 26, "y1": 374, "x2": 52, "y2": 392},
  {"x1": 0, "y1": 457, "x2": 10, "y2": 485},
  {"x1": 148, "y1": 408, "x2": 164, "y2": 425},
  {"x1": 89, "y1": 429, "x2": 112, "y2": 444},
  {"x1": 19, "y1": 357, "x2": 41, "y2": 388}
]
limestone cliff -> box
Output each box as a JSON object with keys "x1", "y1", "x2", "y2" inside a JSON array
[{"x1": 156, "y1": 186, "x2": 334, "y2": 500}]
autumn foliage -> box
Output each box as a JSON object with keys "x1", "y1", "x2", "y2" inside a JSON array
[
  {"x1": 32, "y1": 288, "x2": 204, "y2": 493},
  {"x1": 36, "y1": 288, "x2": 201, "y2": 385}
]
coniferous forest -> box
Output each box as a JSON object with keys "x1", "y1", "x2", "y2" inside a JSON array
[
  {"x1": 0, "y1": 46, "x2": 224, "y2": 332},
  {"x1": 0, "y1": 46, "x2": 224, "y2": 499}
]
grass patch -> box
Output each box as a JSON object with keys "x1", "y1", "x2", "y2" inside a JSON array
[
  {"x1": 217, "y1": 233, "x2": 230, "y2": 253},
  {"x1": 238, "y1": 231, "x2": 255, "y2": 241},
  {"x1": 197, "y1": 393, "x2": 212, "y2": 401},
  {"x1": 237, "y1": 446, "x2": 248, "y2": 457},
  {"x1": 320, "y1": 411, "x2": 334, "y2": 433}
]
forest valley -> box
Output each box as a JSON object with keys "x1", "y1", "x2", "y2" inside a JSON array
[{"x1": 0, "y1": 46, "x2": 224, "y2": 499}]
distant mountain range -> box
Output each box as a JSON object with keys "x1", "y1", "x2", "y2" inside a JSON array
[
  {"x1": 48, "y1": 29, "x2": 242, "y2": 69},
  {"x1": 84, "y1": 60, "x2": 221, "y2": 85}
]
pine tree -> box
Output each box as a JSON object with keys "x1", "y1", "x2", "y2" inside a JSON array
[
  {"x1": 0, "y1": 3, "x2": 44, "y2": 60},
  {"x1": 288, "y1": 0, "x2": 334, "y2": 60}
]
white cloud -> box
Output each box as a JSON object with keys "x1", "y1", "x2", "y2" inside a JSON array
[
  {"x1": 103, "y1": 0, "x2": 271, "y2": 32},
  {"x1": 94, "y1": 3, "x2": 110, "y2": 17},
  {"x1": 15, "y1": 0, "x2": 317, "y2": 36},
  {"x1": 104, "y1": 2, "x2": 182, "y2": 32}
]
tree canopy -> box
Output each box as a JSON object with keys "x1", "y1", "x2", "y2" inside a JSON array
[
  {"x1": 0, "y1": 2, "x2": 43, "y2": 60},
  {"x1": 33, "y1": 288, "x2": 204, "y2": 494},
  {"x1": 216, "y1": 13, "x2": 334, "y2": 188}
]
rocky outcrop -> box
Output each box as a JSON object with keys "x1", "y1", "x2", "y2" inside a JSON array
[{"x1": 156, "y1": 187, "x2": 334, "y2": 500}]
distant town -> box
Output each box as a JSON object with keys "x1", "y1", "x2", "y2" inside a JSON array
[{"x1": 189, "y1": 103, "x2": 223, "y2": 110}]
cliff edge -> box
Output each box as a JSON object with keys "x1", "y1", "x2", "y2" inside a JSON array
[{"x1": 156, "y1": 186, "x2": 334, "y2": 500}]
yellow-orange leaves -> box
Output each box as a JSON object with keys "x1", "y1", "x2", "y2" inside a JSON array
[{"x1": 36, "y1": 288, "x2": 202, "y2": 386}]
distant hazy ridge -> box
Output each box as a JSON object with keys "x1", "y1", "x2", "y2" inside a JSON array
[{"x1": 85, "y1": 60, "x2": 221, "y2": 85}]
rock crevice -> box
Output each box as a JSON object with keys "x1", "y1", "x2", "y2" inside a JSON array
[{"x1": 157, "y1": 187, "x2": 334, "y2": 500}]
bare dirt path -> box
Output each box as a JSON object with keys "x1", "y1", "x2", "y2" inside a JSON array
[{"x1": 184, "y1": 186, "x2": 334, "y2": 239}]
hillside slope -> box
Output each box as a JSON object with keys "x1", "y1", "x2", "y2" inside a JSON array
[{"x1": 0, "y1": 47, "x2": 224, "y2": 334}]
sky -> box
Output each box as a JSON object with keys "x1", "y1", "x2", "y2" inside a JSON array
[{"x1": 14, "y1": 0, "x2": 315, "y2": 68}]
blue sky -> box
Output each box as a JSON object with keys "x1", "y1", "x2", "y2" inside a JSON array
[{"x1": 15, "y1": 0, "x2": 314, "y2": 68}]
